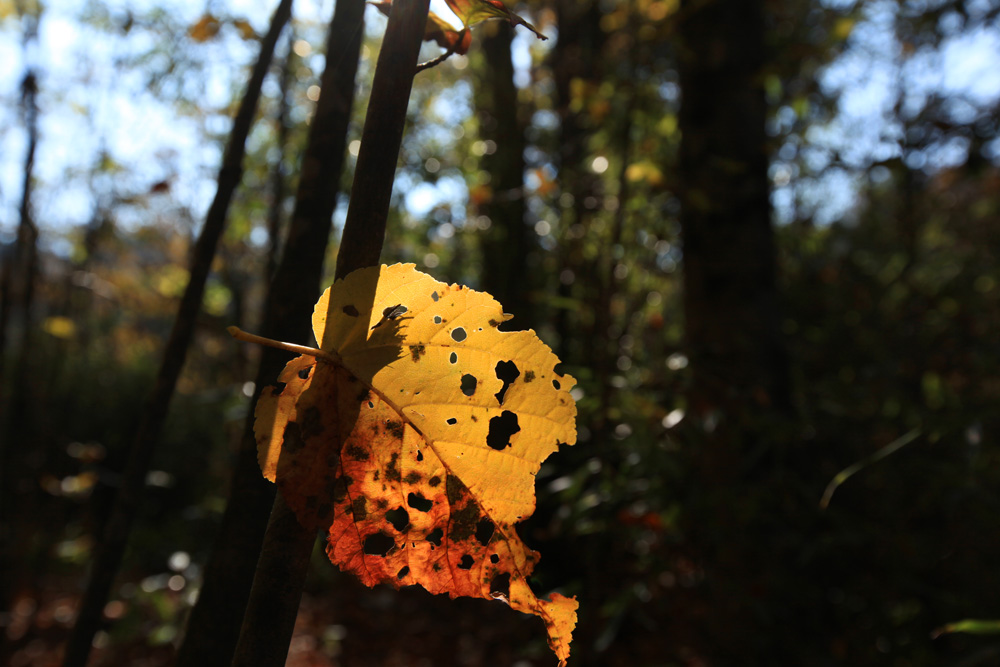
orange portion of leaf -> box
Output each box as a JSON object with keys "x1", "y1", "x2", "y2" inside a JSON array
[{"x1": 255, "y1": 264, "x2": 577, "y2": 664}]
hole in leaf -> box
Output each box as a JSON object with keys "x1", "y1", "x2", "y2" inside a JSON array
[
  {"x1": 475, "y1": 518, "x2": 495, "y2": 546},
  {"x1": 460, "y1": 374, "x2": 478, "y2": 396},
  {"x1": 494, "y1": 361, "x2": 520, "y2": 405},
  {"x1": 416, "y1": 450, "x2": 424, "y2": 462},
  {"x1": 552, "y1": 379, "x2": 561, "y2": 390},
  {"x1": 397, "y1": 566, "x2": 409, "y2": 580},
  {"x1": 431, "y1": 291, "x2": 439, "y2": 302},
  {"x1": 486, "y1": 411, "x2": 520, "y2": 450},
  {"x1": 451, "y1": 327, "x2": 467, "y2": 342},
  {"x1": 434, "y1": 315, "x2": 442, "y2": 324},
  {"x1": 386, "y1": 507, "x2": 410, "y2": 532},
  {"x1": 367, "y1": 401, "x2": 374, "y2": 408},
  {"x1": 458, "y1": 555, "x2": 474, "y2": 570},
  {"x1": 407, "y1": 492, "x2": 433, "y2": 512},
  {"x1": 342, "y1": 304, "x2": 359, "y2": 316},
  {"x1": 447, "y1": 417, "x2": 457, "y2": 425},
  {"x1": 298, "y1": 367, "x2": 311, "y2": 380},
  {"x1": 272, "y1": 382, "x2": 287, "y2": 396},
  {"x1": 490, "y1": 554, "x2": 500, "y2": 564},
  {"x1": 490, "y1": 573, "x2": 511, "y2": 598},
  {"x1": 363, "y1": 533, "x2": 395, "y2": 556},
  {"x1": 449, "y1": 352, "x2": 458, "y2": 364},
  {"x1": 426, "y1": 527, "x2": 443, "y2": 546}
]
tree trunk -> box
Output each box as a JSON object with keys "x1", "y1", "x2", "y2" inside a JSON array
[
  {"x1": 474, "y1": 23, "x2": 531, "y2": 327},
  {"x1": 676, "y1": 0, "x2": 793, "y2": 660},
  {"x1": 230, "y1": 0, "x2": 430, "y2": 664},
  {"x1": 176, "y1": 1, "x2": 365, "y2": 663},
  {"x1": 61, "y1": 2, "x2": 293, "y2": 664}
]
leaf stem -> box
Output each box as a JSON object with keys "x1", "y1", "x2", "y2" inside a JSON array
[{"x1": 226, "y1": 326, "x2": 341, "y2": 364}]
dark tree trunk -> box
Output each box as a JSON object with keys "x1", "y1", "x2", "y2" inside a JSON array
[
  {"x1": 474, "y1": 23, "x2": 531, "y2": 327},
  {"x1": 678, "y1": 0, "x2": 789, "y2": 418},
  {"x1": 676, "y1": 0, "x2": 794, "y2": 660},
  {"x1": 60, "y1": 2, "x2": 294, "y2": 664},
  {"x1": 176, "y1": 1, "x2": 365, "y2": 664},
  {"x1": 230, "y1": 0, "x2": 429, "y2": 664},
  {"x1": 551, "y1": 0, "x2": 604, "y2": 363}
]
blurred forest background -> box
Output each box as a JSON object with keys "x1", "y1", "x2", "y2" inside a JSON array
[{"x1": 2, "y1": 0, "x2": 1000, "y2": 665}]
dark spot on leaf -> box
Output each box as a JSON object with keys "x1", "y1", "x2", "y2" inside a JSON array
[
  {"x1": 447, "y1": 417, "x2": 457, "y2": 425},
  {"x1": 490, "y1": 573, "x2": 511, "y2": 598},
  {"x1": 373, "y1": 470, "x2": 380, "y2": 481},
  {"x1": 450, "y1": 352, "x2": 458, "y2": 364},
  {"x1": 446, "y1": 475, "x2": 465, "y2": 505},
  {"x1": 298, "y1": 366, "x2": 311, "y2": 380},
  {"x1": 416, "y1": 450, "x2": 424, "y2": 462},
  {"x1": 431, "y1": 291, "x2": 439, "y2": 301},
  {"x1": 352, "y1": 496, "x2": 368, "y2": 521},
  {"x1": 471, "y1": 415, "x2": 477, "y2": 422},
  {"x1": 300, "y1": 406, "x2": 323, "y2": 438},
  {"x1": 397, "y1": 566, "x2": 410, "y2": 580},
  {"x1": 450, "y1": 503, "x2": 480, "y2": 542},
  {"x1": 345, "y1": 444, "x2": 368, "y2": 461},
  {"x1": 434, "y1": 315, "x2": 442, "y2": 324},
  {"x1": 408, "y1": 492, "x2": 433, "y2": 512},
  {"x1": 376, "y1": 498, "x2": 388, "y2": 510},
  {"x1": 487, "y1": 411, "x2": 520, "y2": 450},
  {"x1": 494, "y1": 361, "x2": 520, "y2": 405},
  {"x1": 475, "y1": 518, "x2": 495, "y2": 546},
  {"x1": 331, "y1": 475, "x2": 352, "y2": 503},
  {"x1": 385, "y1": 507, "x2": 409, "y2": 532},
  {"x1": 404, "y1": 471, "x2": 421, "y2": 484},
  {"x1": 451, "y1": 327, "x2": 467, "y2": 342},
  {"x1": 433, "y1": 562, "x2": 441, "y2": 571},
  {"x1": 552, "y1": 379, "x2": 561, "y2": 390},
  {"x1": 385, "y1": 452, "x2": 402, "y2": 482},
  {"x1": 524, "y1": 370, "x2": 535, "y2": 383},
  {"x1": 488, "y1": 319, "x2": 499, "y2": 327},
  {"x1": 426, "y1": 527, "x2": 443, "y2": 546},
  {"x1": 460, "y1": 374, "x2": 477, "y2": 396},
  {"x1": 385, "y1": 420, "x2": 405, "y2": 440},
  {"x1": 282, "y1": 422, "x2": 305, "y2": 453},
  {"x1": 272, "y1": 381, "x2": 286, "y2": 396},
  {"x1": 409, "y1": 344, "x2": 426, "y2": 361},
  {"x1": 363, "y1": 533, "x2": 395, "y2": 556},
  {"x1": 342, "y1": 304, "x2": 359, "y2": 316},
  {"x1": 383, "y1": 304, "x2": 407, "y2": 318},
  {"x1": 490, "y1": 554, "x2": 500, "y2": 564},
  {"x1": 428, "y1": 475, "x2": 441, "y2": 487},
  {"x1": 458, "y1": 555, "x2": 474, "y2": 570}
]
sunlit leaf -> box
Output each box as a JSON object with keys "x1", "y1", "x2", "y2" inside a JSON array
[{"x1": 255, "y1": 264, "x2": 578, "y2": 665}]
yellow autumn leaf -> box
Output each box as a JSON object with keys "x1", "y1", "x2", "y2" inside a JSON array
[
  {"x1": 254, "y1": 263, "x2": 578, "y2": 665},
  {"x1": 43, "y1": 316, "x2": 76, "y2": 339},
  {"x1": 189, "y1": 13, "x2": 220, "y2": 42}
]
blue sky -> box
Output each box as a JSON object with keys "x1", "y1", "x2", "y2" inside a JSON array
[{"x1": 1, "y1": 0, "x2": 999, "y2": 253}]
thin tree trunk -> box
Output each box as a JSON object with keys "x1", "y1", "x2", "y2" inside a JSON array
[
  {"x1": 265, "y1": 30, "x2": 294, "y2": 283},
  {"x1": 231, "y1": 0, "x2": 430, "y2": 663},
  {"x1": 176, "y1": 2, "x2": 365, "y2": 663},
  {"x1": 61, "y1": 2, "x2": 293, "y2": 664},
  {"x1": 474, "y1": 23, "x2": 531, "y2": 327},
  {"x1": 0, "y1": 31, "x2": 41, "y2": 623}
]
